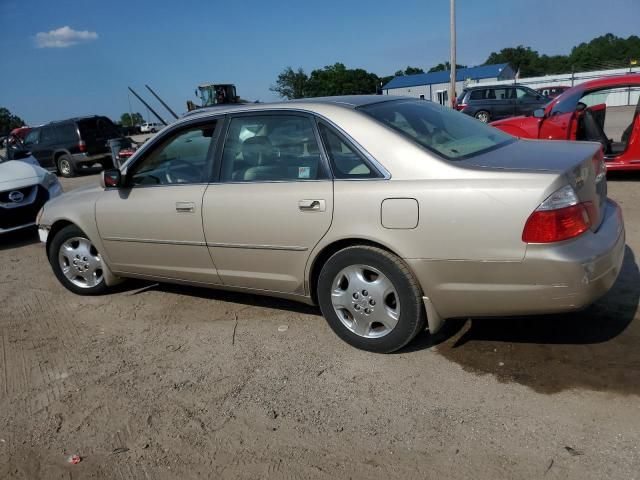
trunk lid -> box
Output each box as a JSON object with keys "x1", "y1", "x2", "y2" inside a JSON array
[{"x1": 460, "y1": 138, "x2": 607, "y2": 231}]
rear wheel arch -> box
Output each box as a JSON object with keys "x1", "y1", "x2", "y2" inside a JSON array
[{"x1": 308, "y1": 238, "x2": 411, "y2": 304}]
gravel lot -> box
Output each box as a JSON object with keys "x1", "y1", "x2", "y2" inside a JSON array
[{"x1": 1, "y1": 168, "x2": 640, "y2": 478}]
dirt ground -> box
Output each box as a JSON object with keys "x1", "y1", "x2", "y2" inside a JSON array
[{"x1": 1, "y1": 170, "x2": 640, "y2": 479}]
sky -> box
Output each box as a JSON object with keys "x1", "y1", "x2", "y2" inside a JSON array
[{"x1": 0, "y1": 0, "x2": 638, "y2": 125}]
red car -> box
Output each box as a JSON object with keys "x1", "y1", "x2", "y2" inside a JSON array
[{"x1": 492, "y1": 74, "x2": 640, "y2": 171}]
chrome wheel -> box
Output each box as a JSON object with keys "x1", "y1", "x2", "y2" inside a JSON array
[
  {"x1": 331, "y1": 264, "x2": 400, "y2": 339},
  {"x1": 475, "y1": 111, "x2": 490, "y2": 123},
  {"x1": 58, "y1": 237, "x2": 104, "y2": 288},
  {"x1": 59, "y1": 158, "x2": 71, "y2": 176}
]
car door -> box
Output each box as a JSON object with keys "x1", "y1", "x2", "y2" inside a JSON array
[
  {"x1": 488, "y1": 88, "x2": 513, "y2": 120},
  {"x1": 201, "y1": 112, "x2": 333, "y2": 294},
  {"x1": 36, "y1": 126, "x2": 58, "y2": 168},
  {"x1": 22, "y1": 129, "x2": 47, "y2": 167},
  {"x1": 95, "y1": 119, "x2": 222, "y2": 283}
]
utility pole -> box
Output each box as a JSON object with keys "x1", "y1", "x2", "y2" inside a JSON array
[{"x1": 449, "y1": 0, "x2": 456, "y2": 108}]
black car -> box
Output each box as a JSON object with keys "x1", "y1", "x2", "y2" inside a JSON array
[
  {"x1": 455, "y1": 85, "x2": 549, "y2": 123},
  {"x1": 21, "y1": 116, "x2": 121, "y2": 177}
]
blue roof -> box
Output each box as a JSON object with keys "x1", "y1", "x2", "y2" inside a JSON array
[{"x1": 383, "y1": 63, "x2": 510, "y2": 90}]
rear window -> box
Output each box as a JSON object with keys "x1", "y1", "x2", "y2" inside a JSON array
[{"x1": 359, "y1": 99, "x2": 514, "y2": 160}]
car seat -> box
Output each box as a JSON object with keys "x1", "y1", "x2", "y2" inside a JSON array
[
  {"x1": 241, "y1": 136, "x2": 286, "y2": 181},
  {"x1": 582, "y1": 109, "x2": 611, "y2": 154}
]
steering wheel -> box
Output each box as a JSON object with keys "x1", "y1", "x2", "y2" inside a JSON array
[{"x1": 164, "y1": 159, "x2": 201, "y2": 184}]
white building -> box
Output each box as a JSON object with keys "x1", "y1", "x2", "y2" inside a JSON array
[{"x1": 382, "y1": 63, "x2": 515, "y2": 105}]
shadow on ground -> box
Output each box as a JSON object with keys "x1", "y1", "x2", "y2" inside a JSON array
[
  {"x1": 415, "y1": 246, "x2": 640, "y2": 395},
  {"x1": 0, "y1": 227, "x2": 40, "y2": 251}
]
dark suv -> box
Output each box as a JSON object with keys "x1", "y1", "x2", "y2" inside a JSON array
[
  {"x1": 21, "y1": 116, "x2": 120, "y2": 177},
  {"x1": 455, "y1": 85, "x2": 549, "y2": 123}
]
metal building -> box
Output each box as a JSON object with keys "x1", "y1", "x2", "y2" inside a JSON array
[{"x1": 382, "y1": 63, "x2": 515, "y2": 105}]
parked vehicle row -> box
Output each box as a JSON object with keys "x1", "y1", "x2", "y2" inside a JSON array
[{"x1": 37, "y1": 96, "x2": 624, "y2": 353}]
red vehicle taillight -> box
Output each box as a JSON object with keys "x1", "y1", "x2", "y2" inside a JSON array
[
  {"x1": 78, "y1": 140, "x2": 86, "y2": 152},
  {"x1": 456, "y1": 103, "x2": 467, "y2": 111},
  {"x1": 522, "y1": 185, "x2": 593, "y2": 243}
]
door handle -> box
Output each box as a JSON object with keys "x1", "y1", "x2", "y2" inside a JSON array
[
  {"x1": 298, "y1": 199, "x2": 326, "y2": 212},
  {"x1": 175, "y1": 201, "x2": 195, "y2": 213}
]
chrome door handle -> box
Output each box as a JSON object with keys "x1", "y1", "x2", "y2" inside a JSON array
[
  {"x1": 299, "y1": 199, "x2": 326, "y2": 212},
  {"x1": 175, "y1": 201, "x2": 195, "y2": 213}
]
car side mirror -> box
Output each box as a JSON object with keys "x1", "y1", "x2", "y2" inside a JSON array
[
  {"x1": 533, "y1": 109, "x2": 545, "y2": 119},
  {"x1": 101, "y1": 169, "x2": 122, "y2": 188}
]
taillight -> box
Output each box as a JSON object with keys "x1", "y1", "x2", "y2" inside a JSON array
[
  {"x1": 522, "y1": 185, "x2": 592, "y2": 243},
  {"x1": 78, "y1": 140, "x2": 86, "y2": 152},
  {"x1": 456, "y1": 103, "x2": 467, "y2": 111}
]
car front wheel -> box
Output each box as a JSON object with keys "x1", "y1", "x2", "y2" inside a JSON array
[
  {"x1": 48, "y1": 225, "x2": 108, "y2": 295},
  {"x1": 317, "y1": 246, "x2": 426, "y2": 353}
]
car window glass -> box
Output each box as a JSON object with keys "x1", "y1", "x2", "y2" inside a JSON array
[
  {"x1": 129, "y1": 123, "x2": 216, "y2": 186},
  {"x1": 492, "y1": 88, "x2": 509, "y2": 100},
  {"x1": 360, "y1": 99, "x2": 514, "y2": 160},
  {"x1": 220, "y1": 115, "x2": 325, "y2": 182},
  {"x1": 318, "y1": 124, "x2": 379, "y2": 179},
  {"x1": 23, "y1": 130, "x2": 39, "y2": 146},
  {"x1": 57, "y1": 124, "x2": 78, "y2": 143},
  {"x1": 41, "y1": 127, "x2": 57, "y2": 144},
  {"x1": 470, "y1": 89, "x2": 485, "y2": 100}
]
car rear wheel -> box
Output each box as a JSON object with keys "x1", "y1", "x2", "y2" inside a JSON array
[
  {"x1": 475, "y1": 110, "x2": 490, "y2": 123},
  {"x1": 57, "y1": 154, "x2": 76, "y2": 178},
  {"x1": 48, "y1": 225, "x2": 108, "y2": 295},
  {"x1": 317, "y1": 246, "x2": 426, "y2": 353}
]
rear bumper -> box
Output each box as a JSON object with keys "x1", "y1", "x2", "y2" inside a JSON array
[{"x1": 407, "y1": 200, "x2": 625, "y2": 319}]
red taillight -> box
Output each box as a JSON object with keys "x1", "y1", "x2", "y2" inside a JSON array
[
  {"x1": 78, "y1": 140, "x2": 86, "y2": 152},
  {"x1": 523, "y1": 203, "x2": 592, "y2": 243},
  {"x1": 456, "y1": 103, "x2": 467, "y2": 111}
]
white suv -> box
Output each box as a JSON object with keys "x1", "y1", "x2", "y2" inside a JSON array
[{"x1": 140, "y1": 122, "x2": 163, "y2": 133}]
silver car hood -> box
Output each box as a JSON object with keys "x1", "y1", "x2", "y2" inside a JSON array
[
  {"x1": 0, "y1": 160, "x2": 46, "y2": 190},
  {"x1": 459, "y1": 139, "x2": 601, "y2": 172}
]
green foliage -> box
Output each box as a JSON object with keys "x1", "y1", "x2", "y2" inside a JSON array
[
  {"x1": 0, "y1": 107, "x2": 26, "y2": 135},
  {"x1": 271, "y1": 63, "x2": 379, "y2": 99},
  {"x1": 428, "y1": 62, "x2": 467, "y2": 73},
  {"x1": 394, "y1": 66, "x2": 425, "y2": 76},
  {"x1": 120, "y1": 112, "x2": 143, "y2": 127},
  {"x1": 270, "y1": 67, "x2": 309, "y2": 99},
  {"x1": 485, "y1": 34, "x2": 640, "y2": 76}
]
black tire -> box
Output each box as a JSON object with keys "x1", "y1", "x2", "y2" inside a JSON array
[
  {"x1": 48, "y1": 225, "x2": 109, "y2": 296},
  {"x1": 474, "y1": 110, "x2": 491, "y2": 123},
  {"x1": 317, "y1": 246, "x2": 426, "y2": 353},
  {"x1": 57, "y1": 154, "x2": 76, "y2": 178}
]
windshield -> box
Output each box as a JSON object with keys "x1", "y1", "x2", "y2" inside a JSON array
[{"x1": 359, "y1": 99, "x2": 514, "y2": 160}]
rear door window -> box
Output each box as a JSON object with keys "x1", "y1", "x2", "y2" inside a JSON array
[
  {"x1": 40, "y1": 127, "x2": 57, "y2": 144},
  {"x1": 469, "y1": 89, "x2": 486, "y2": 100},
  {"x1": 318, "y1": 123, "x2": 380, "y2": 179},
  {"x1": 220, "y1": 115, "x2": 326, "y2": 182},
  {"x1": 56, "y1": 124, "x2": 78, "y2": 143}
]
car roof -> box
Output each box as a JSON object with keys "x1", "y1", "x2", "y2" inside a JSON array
[
  {"x1": 464, "y1": 83, "x2": 528, "y2": 91},
  {"x1": 183, "y1": 95, "x2": 401, "y2": 118},
  {"x1": 44, "y1": 115, "x2": 111, "y2": 126}
]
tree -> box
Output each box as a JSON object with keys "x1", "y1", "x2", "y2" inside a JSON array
[
  {"x1": 428, "y1": 62, "x2": 467, "y2": 73},
  {"x1": 0, "y1": 107, "x2": 26, "y2": 134},
  {"x1": 305, "y1": 63, "x2": 379, "y2": 97},
  {"x1": 270, "y1": 67, "x2": 309, "y2": 99},
  {"x1": 485, "y1": 45, "x2": 543, "y2": 76},
  {"x1": 394, "y1": 66, "x2": 425, "y2": 76},
  {"x1": 120, "y1": 112, "x2": 143, "y2": 127}
]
